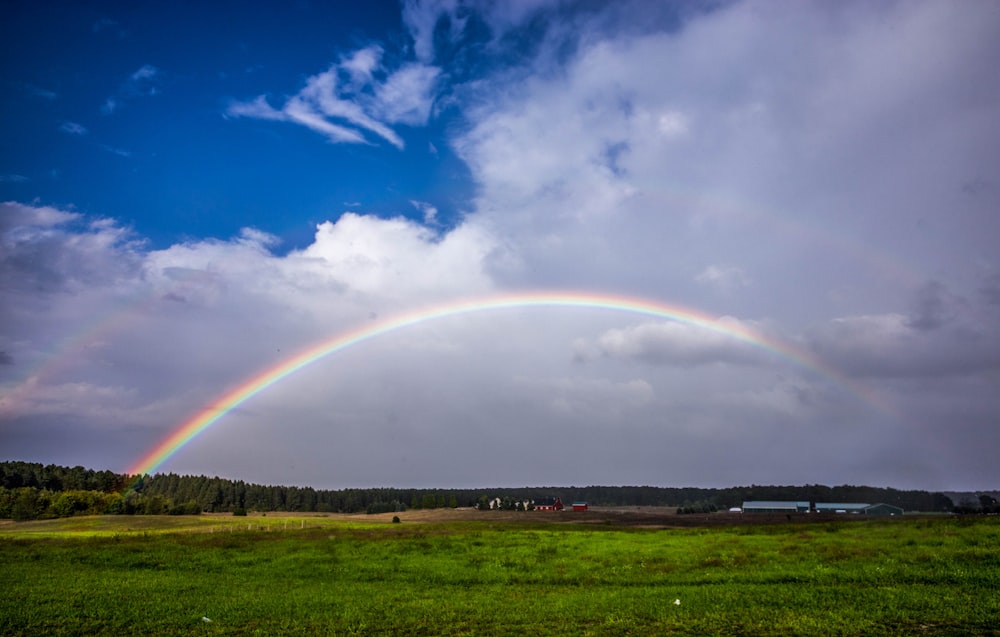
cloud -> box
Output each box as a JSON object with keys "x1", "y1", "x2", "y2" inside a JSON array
[
  {"x1": 517, "y1": 376, "x2": 654, "y2": 418},
  {"x1": 373, "y1": 64, "x2": 441, "y2": 126},
  {"x1": 339, "y1": 46, "x2": 382, "y2": 86},
  {"x1": 102, "y1": 64, "x2": 160, "y2": 114},
  {"x1": 400, "y1": 0, "x2": 558, "y2": 63},
  {"x1": 410, "y1": 200, "x2": 438, "y2": 224},
  {"x1": 806, "y1": 312, "x2": 1000, "y2": 380},
  {"x1": 401, "y1": 0, "x2": 461, "y2": 63},
  {"x1": 0, "y1": 201, "x2": 138, "y2": 294},
  {"x1": 58, "y1": 121, "x2": 88, "y2": 136},
  {"x1": 0, "y1": 175, "x2": 28, "y2": 183},
  {"x1": 804, "y1": 280, "x2": 1000, "y2": 380},
  {"x1": 100, "y1": 98, "x2": 119, "y2": 115},
  {"x1": 589, "y1": 319, "x2": 769, "y2": 368},
  {"x1": 4, "y1": 2, "x2": 1000, "y2": 490},
  {"x1": 227, "y1": 45, "x2": 440, "y2": 149},
  {"x1": 99, "y1": 144, "x2": 132, "y2": 158},
  {"x1": 130, "y1": 65, "x2": 158, "y2": 83},
  {"x1": 906, "y1": 281, "x2": 954, "y2": 331},
  {"x1": 0, "y1": 203, "x2": 498, "y2": 442},
  {"x1": 227, "y1": 91, "x2": 370, "y2": 145},
  {"x1": 453, "y1": 0, "x2": 1000, "y2": 303},
  {"x1": 284, "y1": 95, "x2": 372, "y2": 145},
  {"x1": 695, "y1": 264, "x2": 750, "y2": 292},
  {"x1": 54, "y1": 121, "x2": 133, "y2": 158},
  {"x1": 290, "y1": 212, "x2": 494, "y2": 299},
  {"x1": 976, "y1": 272, "x2": 1000, "y2": 307},
  {"x1": 657, "y1": 111, "x2": 689, "y2": 137},
  {"x1": 24, "y1": 84, "x2": 57, "y2": 100},
  {"x1": 92, "y1": 18, "x2": 124, "y2": 36},
  {"x1": 1, "y1": 200, "x2": 80, "y2": 230},
  {"x1": 226, "y1": 95, "x2": 289, "y2": 121}
]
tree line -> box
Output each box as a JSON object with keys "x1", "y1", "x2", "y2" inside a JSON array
[
  {"x1": 953, "y1": 494, "x2": 1000, "y2": 515},
  {"x1": 0, "y1": 461, "x2": 955, "y2": 520}
]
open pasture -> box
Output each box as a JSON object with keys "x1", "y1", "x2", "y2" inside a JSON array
[{"x1": 2, "y1": 512, "x2": 998, "y2": 636}]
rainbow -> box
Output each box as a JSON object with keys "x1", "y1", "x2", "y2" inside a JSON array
[{"x1": 126, "y1": 290, "x2": 889, "y2": 478}]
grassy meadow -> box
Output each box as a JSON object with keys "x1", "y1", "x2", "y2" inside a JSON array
[{"x1": 1, "y1": 512, "x2": 998, "y2": 636}]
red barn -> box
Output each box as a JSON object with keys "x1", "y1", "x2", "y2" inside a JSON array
[
  {"x1": 572, "y1": 502, "x2": 588, "y2": 512},
  {"x1": 534, "y1": 497, "x2": 563, "y2": 511}
]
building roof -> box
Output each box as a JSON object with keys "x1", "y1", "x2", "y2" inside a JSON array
[
  {"x1": 742, "y1": 501, "x2": 810, "y2": 508},
  {"x1": 863, "y1": 503, "x2": 904, "y2": 513},
  {"x1": 815, "y1": 503, "x2": 870, "y2": 510}
]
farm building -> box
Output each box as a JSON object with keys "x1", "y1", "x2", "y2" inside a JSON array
[
  {"x1": 740, "y1": 501, "x2": 904, "y2": 515},
  {"x1": 741, "y1": 501, "x2": 811, "y2": 513},
  {"x1": 534, "y1": 497, "x2": 564, "y2": 511},
  {"x1": 815, "y1": 502, "x2": 903, "y2": 515},
  {"x1": 572, "y1": 502, "x2": 588, "y2": 512}
]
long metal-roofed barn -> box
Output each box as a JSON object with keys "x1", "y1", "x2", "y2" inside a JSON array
[
  {"x1": 740, "y1": 501, "x2": 904, "y2": 515},
  {"x1": 814, "y1": 502, "x2": 903, "y2": 515},
  {"x1": 740, "y1": 501, "x2": 811, "y2": 513}
]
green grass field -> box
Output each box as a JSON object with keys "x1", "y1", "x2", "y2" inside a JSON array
[{"x1": 1, "y1": 513, "x2": 998, "y2": 636}]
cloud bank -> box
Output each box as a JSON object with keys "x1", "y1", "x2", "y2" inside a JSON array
[{"x1": 2, "y1": 0, "x2": 999, "y2": 491}]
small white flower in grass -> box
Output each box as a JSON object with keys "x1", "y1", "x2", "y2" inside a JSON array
[
  {"x1": 674, "y1": 599, "x2": 681, "y2": 605},
  {"x1": 202, "y1": 616, "x2": 213, "y2": 623}
]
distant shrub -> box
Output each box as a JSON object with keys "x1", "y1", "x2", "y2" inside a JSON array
[
  {"x1": 233, "y1": 508, "x2": 247, "y2": 517},
  {"x1": 168, "y1": 501, "x2": 202, "y2": 515},
  {"x1": 392, "y1": 516, "x2": 401, "y2": 524},
  {"x1": 677, "y1": 501, "x2": 718, "y2": 515}
]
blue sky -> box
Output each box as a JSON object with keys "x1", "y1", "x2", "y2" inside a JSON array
[
  {"x1": 2, "y1": 1, "x2": 999, "y2": 491},
  {"x1": 2, "y1": 0, "x2": 477, "y2": 248}
]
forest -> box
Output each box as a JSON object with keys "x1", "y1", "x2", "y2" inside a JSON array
[{"x1": 0, "y1": 460, "x2": 957, "y2": 520}]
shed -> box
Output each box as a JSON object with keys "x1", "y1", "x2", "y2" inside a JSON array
[
  {"x1": 571, "y1": 502, "x2": 588, "y2": 512},
  {"x1": 741, "y1": 501, "x2": 810, "y2": 513}
]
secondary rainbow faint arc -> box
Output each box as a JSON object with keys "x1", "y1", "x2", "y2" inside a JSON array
[{"x1": 127, "y1": 291, "x2": 887, "y2": 477}]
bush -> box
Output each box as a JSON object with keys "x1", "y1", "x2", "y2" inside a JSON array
[
  {"x1": 168, "y1": 501, "x2": 202, "y2": 515},
  {"x1": 392, "y1": 515, "x2": 401, "y2": 524},
  {"x1": 11, "y1": 488, "x2": 47, "y2": 521},
  {"x1": 233, "y1": 507, "x2": 247, "y2": 517},
  {"x1": 677, "y1": 501, "x2": 718, "y2": 515}
]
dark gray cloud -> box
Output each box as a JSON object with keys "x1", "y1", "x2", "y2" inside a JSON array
[
  {"x1": 0, "y1": 202, "x2": 141, "y2": 293},
  {"x1": 906, "y1": 281, "x2": 953, "y2": 331},
  {"x1": 806, "y1": 313, "x2": 1000, "y2": 380},
  {"x1": 980, "y1": 273, "x2": 1000, "y2": 306},
  {"x1": 584, "y1": 320, "x2": 769, "y2": 368}
]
